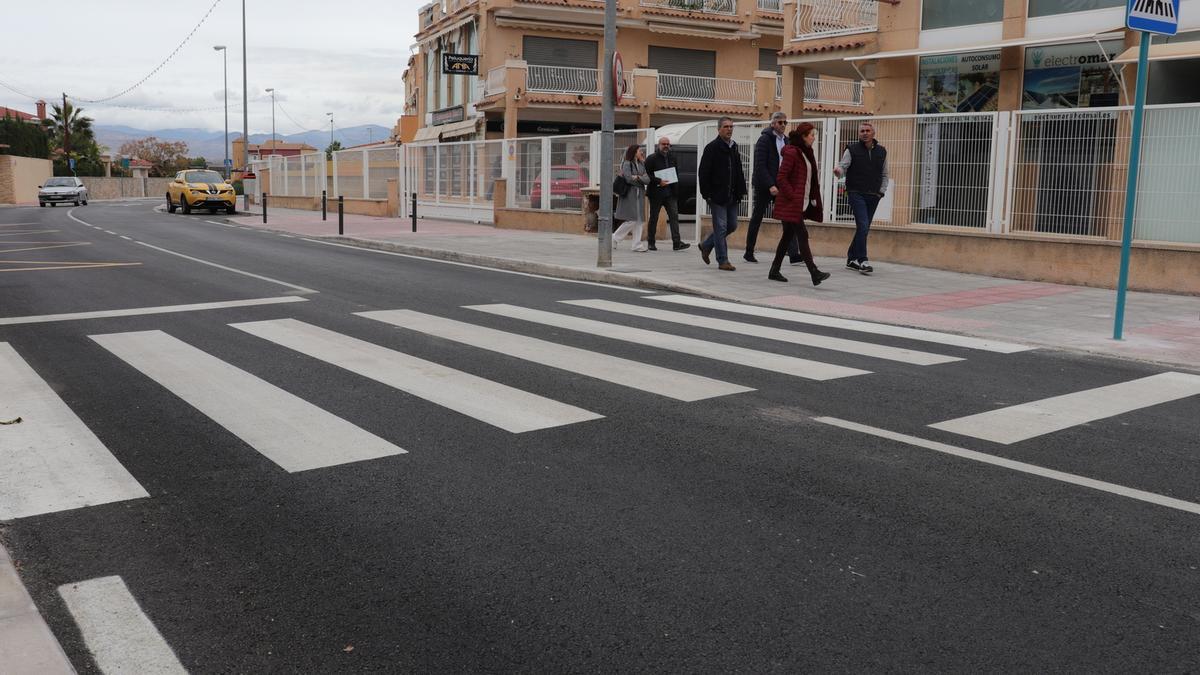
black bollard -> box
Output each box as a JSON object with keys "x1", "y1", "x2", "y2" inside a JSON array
[
  {"x1": 338, "y1": 195, "x2": 344, "y2": 236},
  {"x1": 411, "y1": 192, "x2": 417, "y2": 233},
  {"x1": 322, "y1": 190, "x2": 327, "y2": 221},
  {"x1": 262, "y1": 194, "x2": 267, "y2": 224}
]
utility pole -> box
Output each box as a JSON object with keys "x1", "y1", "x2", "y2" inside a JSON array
[
  {"x1": 597, "y1": 0, "x2": 615, "y2": 267},
  {"x1": 266, "y1": 88, "x2": 276, "y2": 149},
  {"x1": 326, "y1": 112, "x2": 334, "y2": 148},
  {"x1": 241, "y1": 0, "x2": 249, "y2": 211},
  {"x1": 61, "y1": 92, "x2": 69, "y2": 170},
  {"x1": 214, "y1": 45, "x2": 229, "y2": 179}
]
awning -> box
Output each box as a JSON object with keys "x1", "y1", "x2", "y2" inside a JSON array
[
  {"x1": 844, "y1": 32, "x2": 1110, "y2": 62},
  {"x1": 1114, "y1": 41, "x2": 1200, "y2": 63},
  {"x1": 437, "y1": 118, "x2": 481, "y2": 139},
  {"x1": 412, "y1": 125, "x2": 441, "y2": 142}
]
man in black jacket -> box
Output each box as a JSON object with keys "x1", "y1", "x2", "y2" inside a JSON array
[
  {"x1": 697, "y1": 117, "x2": 748, "y2": 271},
  {"x1": 644, "y1": 136, "x2": 690, "y2": 251},
  {"x1": 833, "y1": 121, "x2": 889, "y2": 275},
  {"x1": 744, "y1": 112, "x2": 799, "y2": 264}
]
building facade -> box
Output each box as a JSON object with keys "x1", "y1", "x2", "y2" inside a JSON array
[{"x1": 405, "y1": 0, "x2": 871, "y2": 141}]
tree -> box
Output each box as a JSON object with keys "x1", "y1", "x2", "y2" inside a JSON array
[
  {"x1": 118, "y1": 137, "x2": 189, "y2": 177},
  {"x1": 43, "y1": 102, "x2": 105, "y2": 175},
  {"x1": 325, "y1": 140, "x2": 342, "y2": 160},
  {"x1": 0, "y1": 114, "x2": 50, "y2": 159}
]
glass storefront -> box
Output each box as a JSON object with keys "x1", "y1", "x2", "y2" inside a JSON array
[
  {"x1": 917, "y1": 51, "x2": 1002, "y2": 114},
  {"x1": 1022, "y1": 40, "x2": 1124, "y2": 109},
  {"x1": 921, "y1": 0, "x2": 1003, "y2": 30}
]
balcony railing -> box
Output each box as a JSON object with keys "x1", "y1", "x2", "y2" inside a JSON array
[
  {"x1": 640, "y1": 0, "x2": 737, "y2": 15},
  {"x1": 527, "y1": 65, "x2": 600, "y2": 95},
  {"x1": 658, "y1": 73, "x2": 755, "y2": 105},
  {"x1": 757, "y1": 0, "x2": 782, "y2": 12},
  {"x1": 485, "y1": 66, "x2": 507, "y2": 97},
  {"x1": 792, "y1": 0, "x2": 878, "y2": 41},
  {"x1": 776, "y1": 75, "x2": 865, "y2": 106}
]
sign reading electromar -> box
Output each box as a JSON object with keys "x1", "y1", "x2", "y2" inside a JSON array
[
  {"x1": 1114, "y1": 0, "x2": 1182, "y2": 340},
  {"x1": 442, "y1": 53, "x2": 478, "y2": 75}
]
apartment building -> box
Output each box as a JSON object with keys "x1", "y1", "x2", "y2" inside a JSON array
[
  {"x1": 780, "y1": 0, "x2": 1200, "y2": 116},
  {"x1": 404, "y1": 0, "x2": 871, "y2": 142}
]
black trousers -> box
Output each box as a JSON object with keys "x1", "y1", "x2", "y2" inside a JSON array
[
  {"x1": 647, "y1": 192, "x2": 682, "y2": 245},
  {"x1": 770, "y1": 220, "x2": 817, "y2": 275},
  {"x1": 746, "y1": 190, "x2": 798, "y2": 261}
]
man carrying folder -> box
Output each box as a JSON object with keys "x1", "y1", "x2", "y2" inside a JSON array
[{"x1": 645, "y1": 136, "x2": 690, "y2": 251}]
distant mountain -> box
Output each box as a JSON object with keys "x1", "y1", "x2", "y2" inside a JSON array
[{"x1": 94, "y1": 124, "x2": 394, "y2": 162}]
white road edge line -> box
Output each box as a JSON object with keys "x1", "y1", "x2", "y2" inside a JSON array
[
  {"x1": 104, "y1": 230, "x2": 117, "y2": 235},
  {"x1": 301, "y1": 237, "x2": 651, "y2": 293},
  {"x1": 0, "y1": 296, "x2": 307, "y2": 326},
  {"x1": 0, "y1": 543, "x2": 74, "y2": 673},
  {"x1": 814, "y1": 416, "x2": 1200, "y2": 516},
  {"x1": 58, "y1": 576, "x2": 187, "y2": 675},
  {"x1": 120, "y1": 235, "x2": 132, "y2": 240},
  {"x1": 135, "y1": 241, "x2": 319, "y2": 294}
]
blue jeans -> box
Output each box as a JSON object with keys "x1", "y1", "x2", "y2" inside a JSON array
[
  {"x1": 703, "y1": 201, "x2": 740, "y2": 265},
  {"x1": 847, "y1": 191, "x2": 880, "y2": 262}
]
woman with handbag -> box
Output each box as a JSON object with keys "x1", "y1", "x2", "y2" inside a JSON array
[
  {"x1": 769, "y1": 123, "x2": 831, "y2": 286},
  {"x1": 612, "y1": 144, "x2": 651, "y2": 252}
]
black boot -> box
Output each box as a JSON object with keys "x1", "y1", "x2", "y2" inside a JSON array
[
  {"x1": 811, "y1": 269, "x2": 830, "y2": 286},
  {"x1": 768, "y1": 268, "x2": 788, "y2": 282}
]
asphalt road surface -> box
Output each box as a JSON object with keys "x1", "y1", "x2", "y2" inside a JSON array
[{"x1": 2, "y1": 200, "x2": 1198, "y2": 672}]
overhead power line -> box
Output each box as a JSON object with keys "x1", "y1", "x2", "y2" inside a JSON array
[
  {"x1": 72, "y1": 0, "x2": 225, "y2": 103},
  {"x1": 276, "y1": 101, "x2": 317, "y2": 132},
  {"x1": 0, "y1": 76, "x2": 47, "y2": 101}
]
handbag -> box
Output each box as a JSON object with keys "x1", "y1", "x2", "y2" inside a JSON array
[{"x1": 612, "y1": 174, "x2": 630, "y2": 199}]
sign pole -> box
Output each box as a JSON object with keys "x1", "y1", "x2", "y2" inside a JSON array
[
  {"x1": 597, "y1": 0, "x2": 615, "y2": 268},
  {"x1": 1113, "y1": 30, "x2": 1151, "y2": 341}
]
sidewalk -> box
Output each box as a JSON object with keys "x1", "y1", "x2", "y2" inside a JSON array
[{"x1": 226, "y1": 207, "x2": 1200, "y2": 370}]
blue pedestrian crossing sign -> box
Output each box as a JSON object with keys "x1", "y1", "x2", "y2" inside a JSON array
[{"x1": 1127, "y1": 0, "x2": 1181, "y2": 35}]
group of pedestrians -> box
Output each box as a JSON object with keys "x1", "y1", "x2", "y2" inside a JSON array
[{"x1": 613, "y1": 113, "x2": 888, "y2": 288}]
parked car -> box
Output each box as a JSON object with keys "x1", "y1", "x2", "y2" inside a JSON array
[
  {"x1": 38, "y1": 177, "x2": 88, "y2": 207},
  {"x1": 530, "y1": 165, "x2": 589, "y2": 210},
  {"x1": 166, "y1": 169, "x2": 237, "y2": 214}
]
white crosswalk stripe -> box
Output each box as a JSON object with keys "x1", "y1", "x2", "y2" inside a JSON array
[
  {"x1": 465, "y1": 304, "x2": 870, "y2": 381},
  {"x1": 231, "y1": 318, "x2": 603, "y2": 433},
  {"x1": 649, "y1": 294, "x2": 1033, "y2": 354},
  {"x1": 59, "y1": 576, "x2": 187, "y2": 674},
  {"x1": 0, "y1": 342, "x2": 148, "y2": 520},
  {"x1": 929, "y1": 372, "x2": 1200, "y2": 444},
  {"x1": 91, "y1": 330, "x2": 406, "y2": 472},
  {"x1": 564, "y1": 299, "x2": 962, "y2": 366},
  {"x1": 358, "y1": 309, "x2": 754, "y2": 401}
]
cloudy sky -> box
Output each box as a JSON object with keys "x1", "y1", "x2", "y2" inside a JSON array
[{"x1": 0, "y1": 0, "x2": 420, "y2": 134}]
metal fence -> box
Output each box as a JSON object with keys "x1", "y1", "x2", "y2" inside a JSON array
[{"x1": 657, "y1": 74, "x2": 756, "y2": 105}]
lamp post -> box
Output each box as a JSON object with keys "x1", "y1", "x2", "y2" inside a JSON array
[
  {"x1": 326, "y1": 112, "x2": 334, "y2": 149},
  {"x1": 265, "y1": 88, "x2": 276, "y2": 154},
  {"x1": 213, "y1": 45, "x2": 228, "y2": 179},
  {"x1": 241, "y1": 0, "x2": 249, "y2": 211}
]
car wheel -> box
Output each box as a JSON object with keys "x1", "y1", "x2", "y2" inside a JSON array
[
  {"x1": 39, "y1": 202, "x2": 45, "y2": 207},
  {"x1": 166, "y1": 193, "x2": 176, "y2": 213},
  {"x1": 226, "y1": 205, "x2": 236, "y2": 215},
  {"x1": 50, "y1": 203, "x2": 56, "y2": 207},
  {"x1": 74, "y1": 200, "x2": 80, "y2": 206},
  {"x1": 181, "y1": 197, "x2": 191, "y2": 214},
  {"x1": 82, "y1": 198, "x2": 88, "y2": 205}
]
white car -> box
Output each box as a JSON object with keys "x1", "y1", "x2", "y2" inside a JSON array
[{"x1": 39, "y1": 177, "x2": 89, "y2": 207}]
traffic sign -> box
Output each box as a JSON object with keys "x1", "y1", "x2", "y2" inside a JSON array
[
  {"x1": 1127, "y1": 0, "x2": 1180, "y2": 35},
  {"x1": 225, "y1": 158, "x2": 233, "y2": 167},
  {"x1": 68, "y1": 158, "x2": 76, "y2": 170}
]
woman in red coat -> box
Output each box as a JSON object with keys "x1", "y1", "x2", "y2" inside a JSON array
[{"x1": 769, "y1": 122, "x2": 830, "y2": 286}]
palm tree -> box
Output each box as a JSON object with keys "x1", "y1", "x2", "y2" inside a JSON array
[{"x1": 43, "y1": 101, "x2": 95, "y2": 156}]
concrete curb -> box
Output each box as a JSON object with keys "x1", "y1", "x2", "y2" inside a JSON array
[{"x1": 0, "y1": 542, "x2": 75, "y2": 674}]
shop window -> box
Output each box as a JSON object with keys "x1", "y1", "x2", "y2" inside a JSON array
[
  {"x1": 917, "y1": 51, "x2": 1001, "y2": 114},
  {"x1": 1022, "y1": 40, "x2": 1123, "y2": 109}
]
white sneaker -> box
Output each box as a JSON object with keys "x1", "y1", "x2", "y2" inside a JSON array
[{"x1": 633, "y1": 243, "x2": 648, "y2": 252}]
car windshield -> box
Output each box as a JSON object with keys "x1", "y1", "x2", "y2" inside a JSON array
[
  {"x1": 185, "y1": 171, "x2": 223, "y2": 183},
  {"x1": 44, "y1": 178, "x2": 75, "y2": 187},
  {"x1": 552, "y1": 168, "x2": 580, "y2": 181}
]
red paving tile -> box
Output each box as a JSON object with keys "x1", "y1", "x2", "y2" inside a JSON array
[{"x1": 864, "y1": 282, "x2": 1082, "y2": 314}]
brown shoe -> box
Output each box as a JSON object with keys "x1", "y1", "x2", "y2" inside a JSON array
[
  {"x1": 699, "y1": 245, "x2": 711, "y2": 265},
  {"x1": 718, "y1": 262, "x2": 736, "y2": 271}
]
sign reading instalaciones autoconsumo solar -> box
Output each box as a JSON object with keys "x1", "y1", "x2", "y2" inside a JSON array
[{"x1": 1126, "y1": 0, "x2": 1181, "y2": 35}]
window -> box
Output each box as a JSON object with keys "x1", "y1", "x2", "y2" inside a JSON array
[
  {"x1": 424, "y1": 49, "x2": 436, "y2": 112},
  {"x1": 759, "y1": 48, "x2": 781, "y2": 75},
  {"x1": 1022, "y1": 40, "x2": 1123, "y2": 109},
  {"x1": 1028, "y1": 0, "x2": 1123, "y2": 17},
  {"x1": 522, "y1": 36, "x2": 598, "y2": 68},
  {"x1": 917, "y1": 51, "x2": 1001, "y2": 114},
  {"x1": 921, "y1": 0, "x2": 1002, "y2": 30}
]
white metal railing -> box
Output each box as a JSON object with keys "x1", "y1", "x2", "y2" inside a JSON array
[
  {"x1": 757, "y1": 0, "x2": 782, "y2": 11},
  {"x1": 527, "y1": 65, "x2": 600, "y2": 95},
  {"x1": 640, "y1": 0, "x2": 737, "y2": 14},
  {"x1": 776, "y1": 76, "x2": 864, "y2": 106},
  {"x1": 793, "y1": 0, "x2": 878, "y2": 41},
  {"x1": 485, "y1": 66, "x2": 506, "y2": 97},
  {"x1": 658, "y1": 73, "x2": 755, "y2": 105}
]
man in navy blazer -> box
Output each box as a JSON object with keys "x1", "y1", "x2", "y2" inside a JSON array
[{"x1": 744, "y1": 112, "x2": 799, "y2": 265}]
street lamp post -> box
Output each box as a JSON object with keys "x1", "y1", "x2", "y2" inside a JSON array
[
  {"x1": 241, "y1": 0, "x2": 249, "y2": 211},
  {"x1": 213, "y1": 45, "x2": 228, "y2": 179},
  {"x1": 265, "y1": 88, "x2": 276, "y2": 154},
  {"x1": 326, "y1": 112, "x2": 334, "y2": 149}
]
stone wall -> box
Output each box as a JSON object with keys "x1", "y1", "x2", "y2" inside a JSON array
[
  {"x1": 0, "y1": 155, "x2": 53, "y2": 204},
  {"x1": 79, "y1": 177, "x2": 171, "y2": 200}
]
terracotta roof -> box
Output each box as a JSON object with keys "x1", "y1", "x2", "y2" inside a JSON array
[
  {"x1": 658, "y1": 99, "x2": 761, "y2": 116},
  {"x1": 779, "y1": 35, "x2": 874, "y2": 57},
  {"x1": 803, "y1": 102, "x2": 871, "y2": 115},
  {"x1": 515, "y1": 0, "x2": 606, "y2": 7},
  {"x1": 0, "y1": 106, "x2": 36, "y2": 122},
  {"x1": 128, "y1": 158, "x2": 153, "y2": 167},
  {"x1": 249, "y1": 141, "x2": 318, "y2": 151},
  {"x1": 523, "y1": 92, "x2": 640, "y2": 108},
  {"x1": 639, "y1": 6, "x2": 744, "y2": 25}
]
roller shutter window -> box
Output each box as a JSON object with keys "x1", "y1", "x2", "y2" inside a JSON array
[
  {"x1": 522, "y1": 36, "x2": 598, "y2": 68},
  {"x1": 759, "y1": 48, "x2": 781, "y2": 75},
  {"x1": 648, "y1": 46, "x2": 717, "y2": 77}
]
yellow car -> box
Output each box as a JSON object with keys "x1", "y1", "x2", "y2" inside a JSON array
[{"x1": 166, "y1": 169, "x2": 237, "y2": 215}]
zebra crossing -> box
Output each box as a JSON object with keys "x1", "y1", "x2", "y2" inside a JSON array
[{"x1": 3, "y1": 295, "x2": 1197, "y2": 521}]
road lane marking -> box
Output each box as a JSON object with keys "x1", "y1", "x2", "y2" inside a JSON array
[
  {"x1": 565, "y1": 299, "x2": 961, "y2": 366},
  {"x1": 650, "y1": 295, "x2": 1034, "y2": 354},
  {"x1": 120, "y1": 235, "x2": 132, "y2": 240},
  {"x1": 58, "y1": 576, "x2": 187, "y2": 675},
  {"x1": 0, "y1": 230, "x2": 57, "y2": 237},
  {"x1": 232, "y1": 318, "x2": 602, "y2": 433},
  {"x1": 359, "y1": 309, "x2": 754, "y2": 402},
  {"x1": 91, "y1": 330, "x2": 405, "y2": 472},
  {"x1": 0, "y1": 261, "x2": 141, "y2": 273},
  {"x1": 0, "y1": 296, "x2": 306, "y2": 326},
  {"x1": 0, "y1": 241, "x2": 90, "y2": 254},
  {"x1": 466, "y1": 304, "x2": 869, "y2": 381},
  {"x1": 104, "y1": 230, "x2": 117, "y2": 235},
  {"x1": 929, "y1": 372, "x2": 1200, "y2": 444},
  {"x1": 0, "y1": 343, "x2": 148, "y2": 520},
  {"x1": 134, "y1": 241, "x2": 319, "y2": 294},
  {"x1": 815, "y1": 416, "x2": 1200, "y2": 516},
  {"x1": 301, "y1": 238, "x2": 651, "y2": 293}
]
